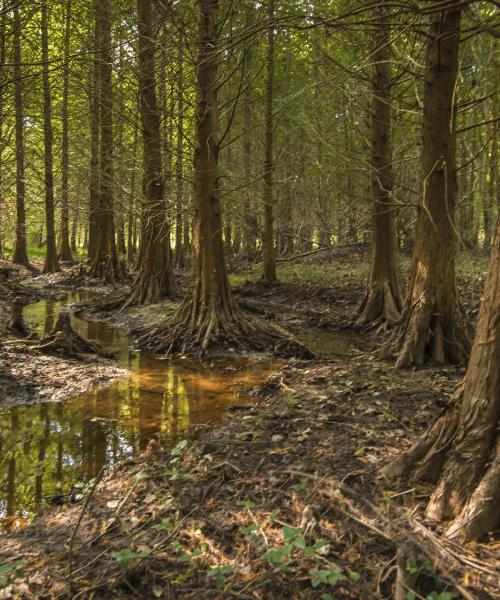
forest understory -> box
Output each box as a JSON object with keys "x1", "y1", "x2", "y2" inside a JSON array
[{"x1": 1, "y1": 249, "x2": 497, "y2": 600}]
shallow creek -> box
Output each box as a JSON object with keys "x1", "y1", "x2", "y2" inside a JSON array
[
  {"x1": 0, "y1": 293, "x2": 273, "y2": 532},
  {"x1": 0, "y1": 292, "x2": 357, "y2": 533}
]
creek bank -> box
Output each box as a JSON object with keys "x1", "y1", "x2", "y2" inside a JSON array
[{"x1": 2, "y1": 355, "x2": 495, "y2": 599}]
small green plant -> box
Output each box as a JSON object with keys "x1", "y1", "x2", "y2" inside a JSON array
[
  {"x1": 207, "y1": 565, "x2": 234, "y2": 589},
  {"x1": 309, "y1": 567, "x2": 346, "y2": 588},
  {"x1": 112, "y1": 548, "x2": 151, "y2": 572},
  {"x1": 165, "y1": 440, "x2": 192, "y2": 481},
  {"x1": 0, "y1": 561, "x2": 26, "y2": 588}
]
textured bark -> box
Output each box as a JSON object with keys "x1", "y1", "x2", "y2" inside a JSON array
[
  {"x1": 59, "y1": 0, "x2": 73, "y2": 263},
  {"x1": 11, "y1": 5, "x2": 30, "y2": 268},
  {"x1": 87, "y1": 7, "x2": 100, "y2": 263},
  {"x1": 384, "y1": 217, "x2": 500, "y2": 542},
  {"x1": 41, "y1": 1, "x2": 59, "y2": 273},
  {"x1": 0, "y1": 7, "x2": 5, "y2": 259},
  {"x1": 357, "y1": 5, "x2": 403, "y2": 326},
  {"x1": 124, "y1": 0, "x2": 175, "y2": 305},
  {"x1": 89, "y1": 0, "x2": 123, "y2": 281},
  {"x1": 262, "y1": 0, "x2": 277, "y2": 282},
  {"x1": 390, "y1": 1, "x2": 471, "y2": 367},
  {"x1": 174, "y1": 39, "x2": 186, "y2": 269}
]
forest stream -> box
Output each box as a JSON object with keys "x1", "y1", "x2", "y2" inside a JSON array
[{"x1": 0, "y1": 293, "x2": 356, "y2": 533}]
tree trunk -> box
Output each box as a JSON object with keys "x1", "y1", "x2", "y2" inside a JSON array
[
  {"x1": 136, "y1": 0, "x2": 310, "y2": 359},
  {"x1": 87, "y1": 6, "x2": 100, "y2": 263},
  {"x1": 384, "y1": 217, "x2": 500, "y2": 542},
  {"x1": 389, "y1": 1, "x2": 471, "y2": 367},
  {"x1": 357, "y1": 4, "x2": 403, "y2": 326},
  {"x1": 175, "y1": 38, "x2": 186, "y2": 269},
  {"x1": 123, "y1": 0, "x2": 175, "y2": 305},
  {"x1": 11, "y1": 4, "x2": 30, "y2": 268},
  {"x1": 59, "y1": 0, "x2": 73, "y2": 263},
  {"x1": 41, "y1": 0, "x2": 59, "y2": 273},
  {"x1": 262, "y1": 0, "x2": 277, "y2": 282},
  {"x1": 0, "y1": 6, "x2": 5, "y2": 260},
  {"x1": 127, "y1": 114, "x2": 139, "y2": 265},
  {"x1": 89, "y1": 0, "x2": 122, "y2": 281}
]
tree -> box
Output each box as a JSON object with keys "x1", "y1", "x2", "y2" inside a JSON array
[
  {"x1": 41, "y1": 0, "x2": 59, "y2": 273},
  {"x1": 138, "y1": 0, "x2": 307, "y2": 357},
  {"x1": 389, "y1": 0, "x2": 471, "y2": 367},
  {"x1": 59, "y1": 0, "x2": 74, "y2": 263},
  {"x1": 123, "y1": 0, "x2": 176, "y2": 305},
  {"x1": 357, "y1": 4, "x2": 403, "y2": 326},
  {"x1": 11, "y1": 4, "x2": 30, "y2": 268},
  {"x1": 89, "y1": 0, "x2": 123, "y2": 281},
  {"x1": 384, "y1": 216, "x2": 500, "y2": 542},
  {"x1": 262, "y1": 0, "x2": 277, "y2": 282}
]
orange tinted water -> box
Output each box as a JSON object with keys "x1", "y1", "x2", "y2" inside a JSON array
[{"x1": 0, "y1": 294, "x2": 272, "y2": 532}]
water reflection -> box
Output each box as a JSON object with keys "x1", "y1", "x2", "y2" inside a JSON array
[{"x1": 0, "y1": 294, "x2": 271, "y2": 532}]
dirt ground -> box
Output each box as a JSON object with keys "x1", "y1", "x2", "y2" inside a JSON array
[{"x1": 0, "y1": 252, "x2": 497, "y2": 599}]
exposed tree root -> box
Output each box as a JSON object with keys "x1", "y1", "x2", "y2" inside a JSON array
[
  {"x1": 8, "y1": 297, "x2": 31, "y2": 337},
  {"x1": 35, "y1": 309, "x2": 108, "y2": 357},
  {"x1": 134, "y1": 300, "x2": 313, "y2": 359},
  {"x1": 357, "y1": 279, "x2": 403, "y2": 327},
  {"x1": 385, "y1": 295, "x2": 472, "y2": 368},
  {"x1": 383, "y1": 384, "x2": 500, "y2": 542}
]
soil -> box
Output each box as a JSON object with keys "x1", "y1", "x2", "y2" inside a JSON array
[{"x1": 0, "y1": 253, "x2": 497, "y2": 599}]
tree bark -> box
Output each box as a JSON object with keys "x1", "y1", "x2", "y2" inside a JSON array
[
  {"x1": 89, "y1": 0, "x2": 122, "y2": 281},
  {"x1": 389, "y1": 1, "x2": 471, "y2": 367},
  {"x1": 59, "y1": 0, "x2": 73, "y2": 263},
  {"x1": 41, "y1": 0, "x2": 59, "y2": 273},
  {"x1": 87, "y1": 6, "x2": 100, "y2": 263},
  {"x1": 384, "y1": 217, "x2": 500, "y2": 542},
  {"x1": 174, "y1": 37, "x2": 186, "y2": 269},
  {"x1": 357, "y1": 4, "x2": 403, "y2": 326},
  {"x1": 123, "y1": 0, "x2": 175, "y2": 305},
  {"x1": 0, "y1": 5, "x2": 6, "y2": 259},
  {"x1": 11, "y1": 4, "x2": 30, "y2": 268},
  {"x1": 262, "y1": 0, "x2": 277, "y2": 282}
]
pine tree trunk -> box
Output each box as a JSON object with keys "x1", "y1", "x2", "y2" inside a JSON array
[
  {"x1": 0, "y1": 7, "x2": 5, "y2": 260},
  {"x1": 12, "y1": 4, "x2": 30, "y2": 268},
  {"x1": 89, "y1": 0, "x2": 122, "y2": 281},
  {"x1": 41, "y1": 0, "x2": 59, "y2": 273},
  {"x1": 384, "y1": 217, "x2": 500, "y2": 542},
  {"x1": 262, "y1": 0, "x2": 277, "y2": 282},
  {"x1": 87, "y1": 7, "x2": 100, "y2": 263},
  {"x1": 122, "y1": 0, "x2": 175, "y2": 306},
  {"x1": 59, "y1": 0, "x2": 73, "y2": 263},
  {"x1": 390, "y1": 1, "x2": 471, "y2": 367},
  {"x1": 357, "y1": 4, "x2": 403, "y2": 326},
  {"x1": 174, "y1": 38, "x2": 186, "y2": 269}
]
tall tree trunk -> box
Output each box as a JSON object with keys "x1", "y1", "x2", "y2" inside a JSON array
[
  {"x1": 389, "y1": 1, "x2": 471, "y2": 367},
  {"x1": 41, "y1": 0, "x2": 59, "y2": 273},
  {"x1": 89, "y1": 0, "x2": 122, "y2": 281},
  {"x1": 175, "y1": 38, "x2": 185, "y2": 269},
  {"x1": 126, "y1": 114, "x2": 139, "y2": 264},
  {"x1": 384, "y1": 217, "x2": 500, "y2": 542},
  {"x1": 122, "y1": 0, "x2": 175, "y2": 305},
  {"x1": 262, "y1": 0, "x2": 276, "y2": 282},
  {"x1": 0, "y1": 5, "x2": 6, "y2": 259},
  {"x1": 59, "y1": 0, "x2": 73, "y2": 263},
  {"x1": 357, "y1": 4, "x2": 403, "y2": 326},
  {"x1": 242, "y1": 3, "x2": 256, "y2": 259},
  {"x1": 87, "y1": 7, "x2": 100, "y2": 263},
  {"x1": 11, "y1": 4, "x2": 30, "y2": 268}
]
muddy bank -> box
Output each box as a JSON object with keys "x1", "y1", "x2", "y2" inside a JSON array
[{"x1": 0, "y1": 348, "x2": 126, "y2": 408}]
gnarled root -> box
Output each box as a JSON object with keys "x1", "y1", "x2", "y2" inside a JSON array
[
  {"x1": 384, "y1": 297, "x2": 472, "y2": 368},
  {"x1": 35, "y1": 309, "x2": 107, "y2": 357},
  {"x1": 383, "y1": 384, "x2": 500, "y2": 542},
  {"x1": 135, "y1": 301, "x2": 313, "y2": 359},
  {"x1": 357, "y1": 280, "x2": 403, "y2": 327}
]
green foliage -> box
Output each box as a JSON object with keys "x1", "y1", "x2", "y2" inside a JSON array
[
  {"x1": 0, "y1": 561, "x2": 27, "y2": 588},
  {"x1": 111, "y1": 548, "x2": 151, "y2": 572},
  {"x1": 207, "y1": 565, "x2": 234, "y2": 589}
]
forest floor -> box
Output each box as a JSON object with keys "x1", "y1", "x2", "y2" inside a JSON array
[{"x1": 0, "y1": 249, "x2": 498, "y2": 599}]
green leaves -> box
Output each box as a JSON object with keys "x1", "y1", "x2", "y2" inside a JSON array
[
  {"x1": 112, "y1": 548, "x2": 151, "y2": 572},
  {"x1": 309, "y1": 567, "x2": 347, "y2": 588},
  {"x1": 0, "y1": 561, "x2": 27, "y2": 588}
]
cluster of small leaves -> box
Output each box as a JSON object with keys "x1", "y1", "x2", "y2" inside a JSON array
[
  {"x1": 0, "y1": 561, "x2": 26, "y2": 589},
  {"x1": 406, "y1": 556, "x2": 457, "y2": 600},
  {"x1": 165, "y1": 440, "x2": 192, "y2": 481}
]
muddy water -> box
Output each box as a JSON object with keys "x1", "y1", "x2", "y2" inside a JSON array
[{"x1": 0, "y1": 294, "x2": 272, "y2": 532}]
